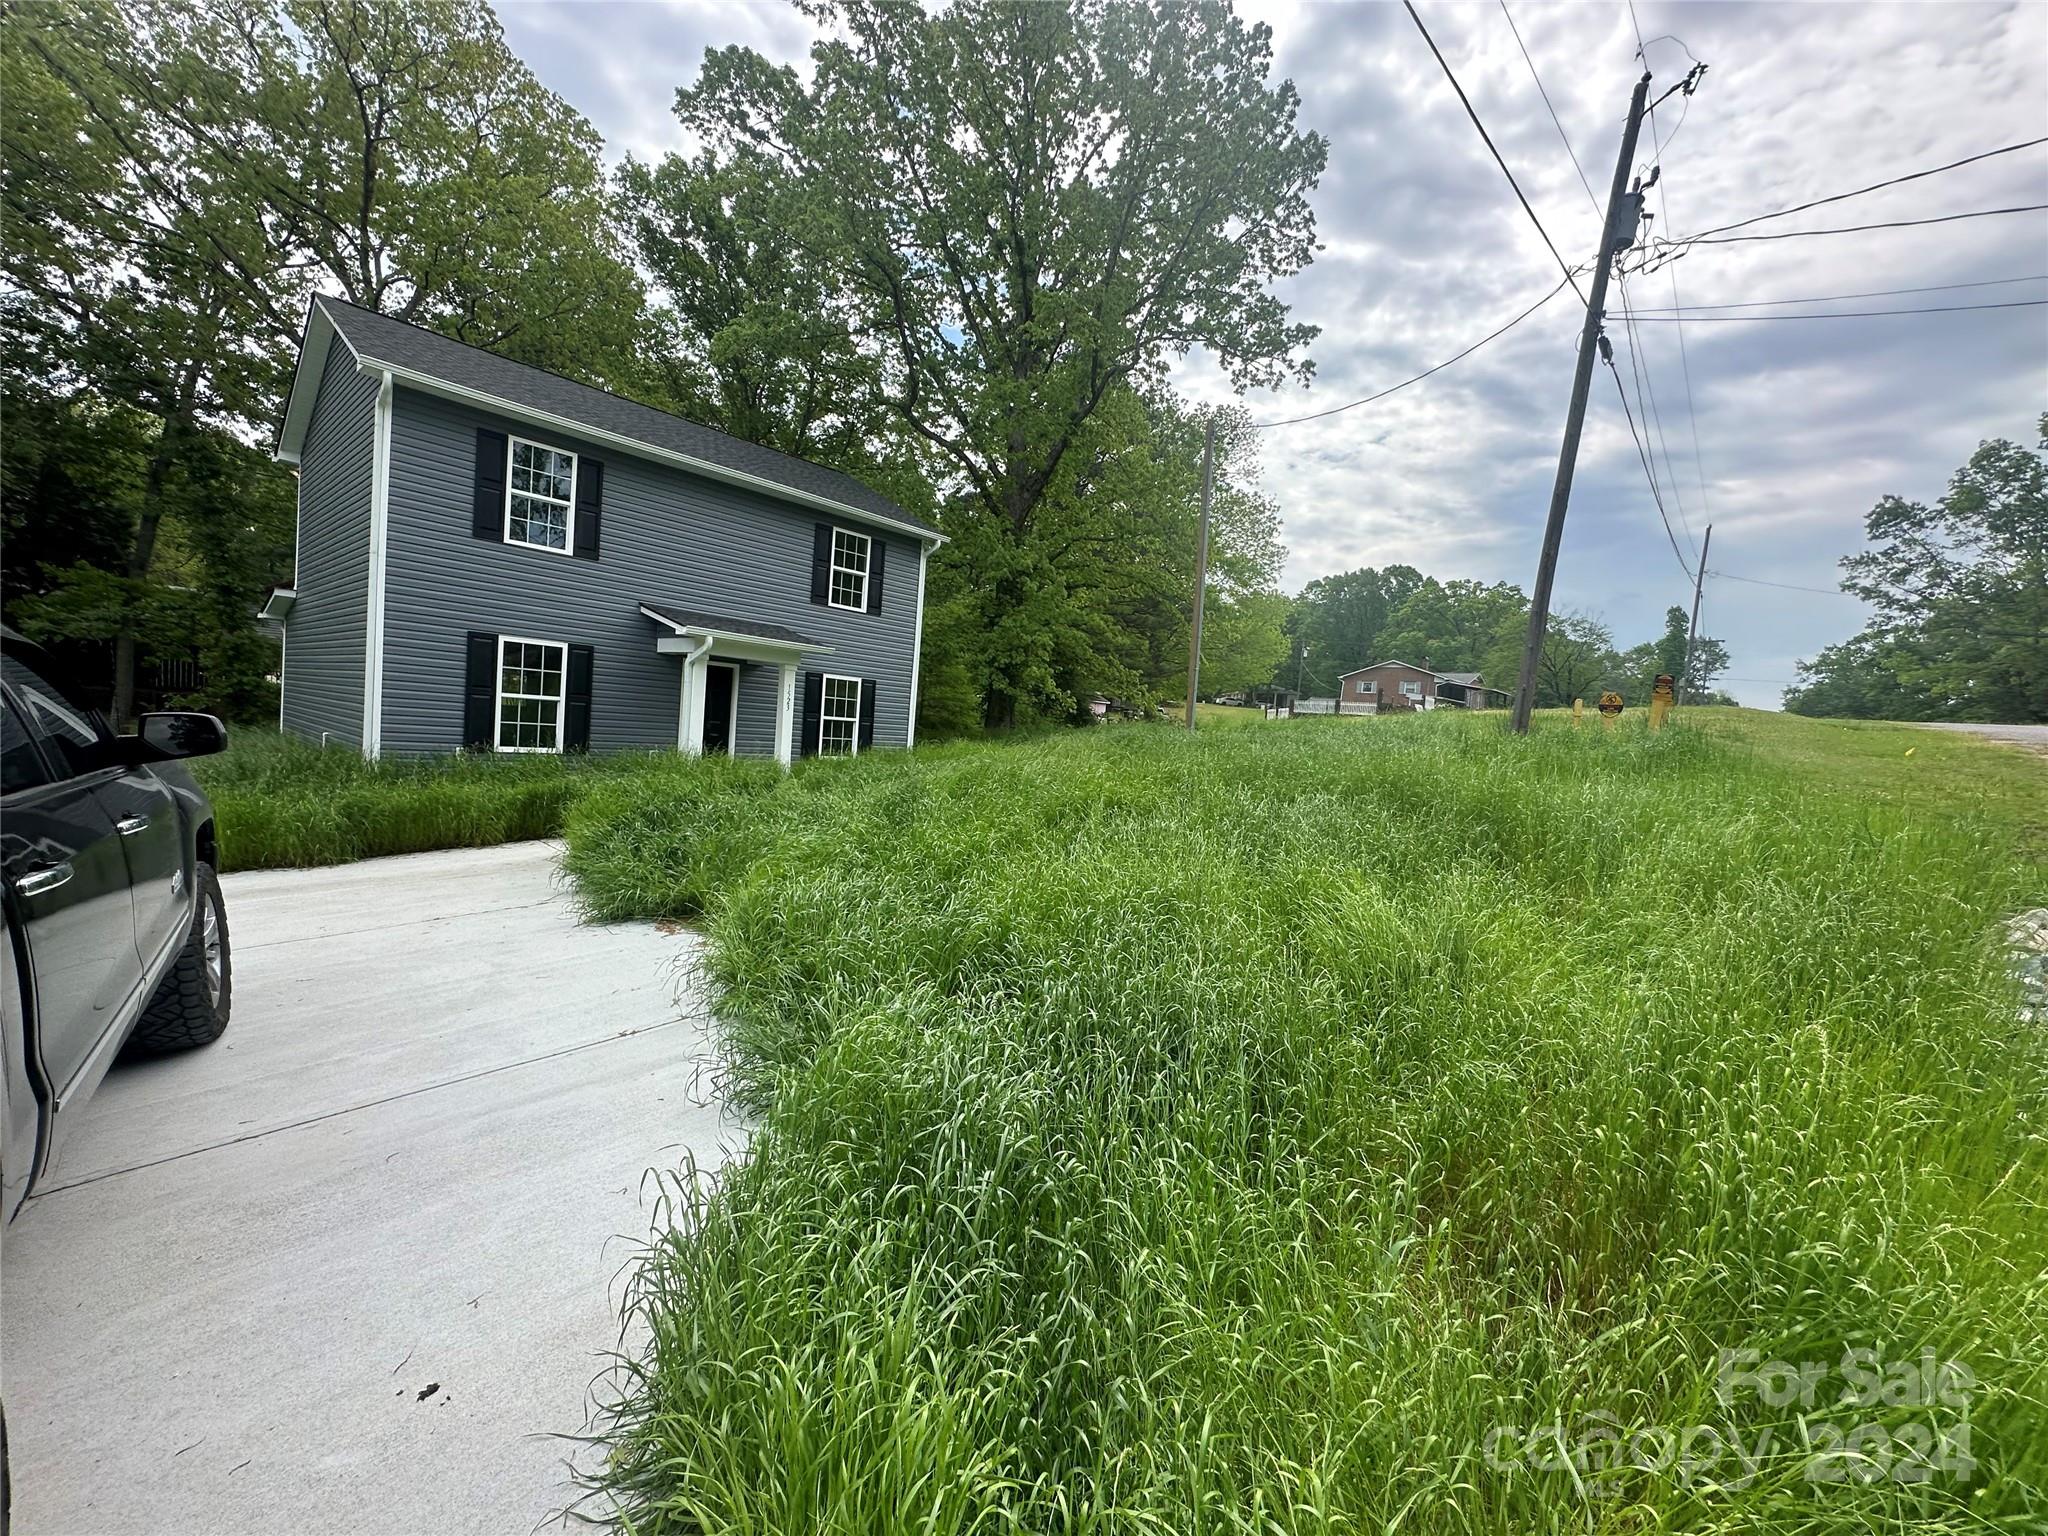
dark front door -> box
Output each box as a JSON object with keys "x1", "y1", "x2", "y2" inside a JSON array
[{"x1": 701, "y1": 664, "x2": 736, "y2": 756}]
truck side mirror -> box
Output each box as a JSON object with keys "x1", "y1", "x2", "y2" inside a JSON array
[{"x1": 127, "y1": 712, "x2": 229, "y2": 763}]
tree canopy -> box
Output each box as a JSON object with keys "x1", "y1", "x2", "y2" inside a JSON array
[
  {"x1": 654, "y1": 0, "x2": 1324, "y2": 725},
  {"x1": 3, "y1": 0, "x2": 641, "y2": 719},
  {"x1": 1787, "y1": 418, "x2": 2046, "y2": 723}
]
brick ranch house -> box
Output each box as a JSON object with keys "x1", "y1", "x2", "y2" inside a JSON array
[{"x1": 1335, "y1": 661, "x2": 1511, "y2": 713}]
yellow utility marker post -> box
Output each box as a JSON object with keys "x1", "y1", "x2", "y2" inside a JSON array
[
  {"x1": 1649, "y1": 673, "x2": 1674, "y2": 732},
  {"x1": 1572, "y1": 697, "x2": 1585, "y2": 727},
  {"x1": 1598, "y1": 691, "x2": 1623, "y2": 729}
]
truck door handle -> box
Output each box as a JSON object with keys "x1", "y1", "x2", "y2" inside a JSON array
[
  {"x1": 16, "y1": 862, "x2": 74, "y2": 897},
  {"x1": 115, "y1": 814, "x2": 151, "y2": 837}
]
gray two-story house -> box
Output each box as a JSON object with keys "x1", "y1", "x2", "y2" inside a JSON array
[{"x1": 266, "y1": 296, "x2": 942, "y2": 763}]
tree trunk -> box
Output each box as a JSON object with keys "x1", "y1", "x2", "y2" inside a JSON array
[{"x1": 112, "y1": 405, "x2": 189, "y2": 727}]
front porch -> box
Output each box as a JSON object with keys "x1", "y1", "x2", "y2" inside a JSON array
[{"x1": 640, "y1": 602, "x2": 831, "y2": 767}]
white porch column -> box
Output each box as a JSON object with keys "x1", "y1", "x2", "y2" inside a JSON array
[
  {"x1": 678, "y1": 644, "x2": 711, "y2": 755},
  {"x1": 773, "y1": 662, "x2": 798, "y2": 768}
]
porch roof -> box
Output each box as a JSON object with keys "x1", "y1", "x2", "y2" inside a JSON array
[{"x1": 639, "y1": 602, "x2": 831, "y2": 657}]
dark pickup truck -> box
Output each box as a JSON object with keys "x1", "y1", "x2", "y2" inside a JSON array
[
  {"x1": 1, "y1": 629, "x2": 238, "y2": 1524},
  {"x1": 1, "y1": 629, "x2": 235, "y2": 1214}
]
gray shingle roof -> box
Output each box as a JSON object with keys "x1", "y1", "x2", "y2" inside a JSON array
[
  {"x1": 640, "y1": 602, "x2": 823, "y2": 649},
  {"x1": 316, "y1": 297, "x2": 935, "y2": 537},
  {"x1": 1437, "y1": 671, "x2": 1483, "y2": 686}
]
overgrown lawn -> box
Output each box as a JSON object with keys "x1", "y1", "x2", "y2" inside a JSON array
[
  {"x1": 565, "y1": 710, "x2": 2048, "y2": 1532},
  {"x1": 193, "y1": 728, "x2": 675, "y2": 870}
]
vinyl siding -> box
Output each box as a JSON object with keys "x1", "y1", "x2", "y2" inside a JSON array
[
  {"x1": 281, "y1": 350, "x2": 375, "y2": 746},
  {"x1": 377, "y1": 386, "x2": 922, "y2": 757}
]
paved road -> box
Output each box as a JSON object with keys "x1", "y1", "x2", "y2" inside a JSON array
[
  {"x1": 2, "y1": 841, "x2": 739, "y2": 1535},
  {"x1": 1919, "y1": 722, "x2": 2048, "y2": 755}
]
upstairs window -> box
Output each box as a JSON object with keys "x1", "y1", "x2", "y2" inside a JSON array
[
  {"x1": 828, "y1": 528, "x2": 870, "y2": 610},
  {"x1": 507, "y1": 437, "x2": 576, "y2": 553},
  {"x1": 497, "y1": 637, "x2": 565, "y2": 752},
  {"x1": 819, "y1": 674, "x2": 862, "y2": 755}
]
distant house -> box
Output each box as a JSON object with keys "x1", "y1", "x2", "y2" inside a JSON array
[
  {"x1": 1433, "y1": 671, "x2": 1511, "y2": 709},
  {"x1": 1335, "y1": 661, "x2": 1510, "y2": 713},
  {"x1": 269, "y1": 296, "x2": 944, "y2": 762}
]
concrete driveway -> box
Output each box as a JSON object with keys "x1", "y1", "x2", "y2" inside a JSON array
[
  {"x1": 1919, "y1": 722, "x2": 2048, "y2": 757},
  {"x1": 2, "y1": 841, "x2": 738, "y2": 1535}
]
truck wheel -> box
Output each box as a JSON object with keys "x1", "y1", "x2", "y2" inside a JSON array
[{"x1": 127, "y1": 863, "x2": 231, "y2": 1055}]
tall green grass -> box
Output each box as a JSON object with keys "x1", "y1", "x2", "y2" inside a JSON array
[
  {"x1": 192, "y1": 729, "x2": 682, "y2": 870},
  {"x1": 567, "y1": 712, "x2": 2048, "y2": 1531}
]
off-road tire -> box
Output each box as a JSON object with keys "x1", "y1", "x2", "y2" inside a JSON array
[{"x1": 127, "y1": 862, "x2": 231, "y2": 1055}]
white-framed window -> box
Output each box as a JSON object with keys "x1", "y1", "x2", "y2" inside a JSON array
[
  {"x1": 1356, "y1": 679, "x2": 1376, "y2": 695},
  {"x1": 819, "y1": 673, "x2": 862, "y2": 756},
  {"x1": 496, "y1": 636, "x2": 566, "y2": 752},
  {"x1": 506, "y1": 436, "x2": 576, "y2": 554},
  {"x1": 1400, "y1": 679, "x2": 1423, "y2": 699},
  {"x1": 828, "y1": 527, "x2": 871, "y2": 610}
]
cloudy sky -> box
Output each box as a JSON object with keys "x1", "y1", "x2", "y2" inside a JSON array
[{"x1": 497, "y1": 0, "x2": 2048, "y2": 705}]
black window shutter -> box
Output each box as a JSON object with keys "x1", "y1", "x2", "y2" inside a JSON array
[
  {"x1": 800, "y1": 670, "x2": 824, "y2": 757},
  {"x1": 473, "y1": 429, "x2": 508, "y2": 540},
  {"x1": 463, "y1": 632, "x2": 498, "y2": 750},
  {"x1": 810, "y1": 524, "x2": 832, "y2": 605},
  {"x1": 573, "y1": 458, "x2": 603, "y2": 560},
  {"x1": 858, "y1": 678, "x2": 877, "y2": 750},
  {"x1": 866, "y1": 538, "x2": 885, "y2": 614},
  {"x1": 564, "y1": 645, "x2": 594, "y2": 751}
]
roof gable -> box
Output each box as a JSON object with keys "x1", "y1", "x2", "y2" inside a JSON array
[
  {"x1": 1337, "y1": 660, "x2": 1434, "y2": 679},
  {"x1": 275, "y1": 296, "x2": 939, "y2": 543}
]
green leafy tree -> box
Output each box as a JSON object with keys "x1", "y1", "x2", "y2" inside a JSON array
[
  {"x1": 1288, "y1": 565, "x2": 1426, "y2": 693},
  {"x1": 916, "y1": 393, "x2": 1286, "y2": 730},
  {"x1": 4, "y1": 0, "x2": 643, "y2": 720},
  {"x1": 1789, "y1": 419, "x2": 2045, "y2": 721},
  {"x1": 1835, "y1": 420, "x2": 2046, "y2": 721},
  {"x1": 1378, "y1": 578, "x2": 1528, "y2": 676},
  {"x1": 618, "y1": 152, "x2": 903, "y2": 479},
  {"x1": 1614, "y1": 605, "x2": 1728, "y2": 703},
  {"x1": 666, "y1": 0, "x2": 1325, "y2": 726},
  {"x1": 1484, "y1": 609, "x2": 1617, "y2": 709},
  {"x1": 1783, "y1": 632, "x2": 1940, "y2": 720}
]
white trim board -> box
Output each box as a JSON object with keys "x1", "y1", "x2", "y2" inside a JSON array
[
  {"x1": 361, "y1": 370, "x2": 394, "y2": 758},
  {"x1": 907, "y1": 542, "x2": 930, "y2": 748}
]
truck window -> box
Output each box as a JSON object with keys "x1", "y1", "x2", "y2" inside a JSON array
[
  {"x1": 0, "y1": 654, "x2": 110, "y2": 781},
  {"x1": 1, "y1": 695, "x2": 48, "y2": 794}
]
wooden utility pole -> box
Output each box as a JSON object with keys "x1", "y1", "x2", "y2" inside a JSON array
[
  {"x1": 1185, "y1": 414, "x2": 1216, "y2": 730},
  {"x1": 1510, "y1": 70, "x2": 1654, "y2": 734},
  {"x1": 1679, "y1": 522, "x2": 1713, "y2": 705}
]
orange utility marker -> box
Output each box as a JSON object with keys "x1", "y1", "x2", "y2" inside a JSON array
[{"x1": 1598, "y1": 691, "x2": 1623, "y2": 729}]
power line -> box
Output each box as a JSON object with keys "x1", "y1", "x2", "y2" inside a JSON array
[
  {"x1": 1629, "y1": 8, "x2": 1704, "y2": 161},
  {"x1": 1402, "y1": 0, "x2": 1588, "y2": 305},
  {"x1": 1616, "y1": 298, "x2": 2048, "y2": 321},
  {"x1": 1251, "y1": 273, "x2": 1576, "y2": 429},
  {"x1": 1615, "y1": 269, "x2": 1696, "y2": 560},
  {"x1": 1600, "y1": 342, "x2": 1696, "y2": 580},
  {"x1": 1617, "y1": 274, "x2": 2048, "y2": 312},
  {"x1": 1644, "y1": 205, "x2": 2048, "y2": 264},
  {"x1": 1710, "y1": 570, "x2": 1859, "y2": 596},
  {"x1": 1500, "y1": 0, "x2": 1601, "y2": 217},
  {"x1": 1677, "y1": 136, "x2": 2048, "y2": 244}
]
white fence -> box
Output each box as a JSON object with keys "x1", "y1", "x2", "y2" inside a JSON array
[{"x1": 1276, "y1": 698, "x2": 1377, "y2": 718}]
